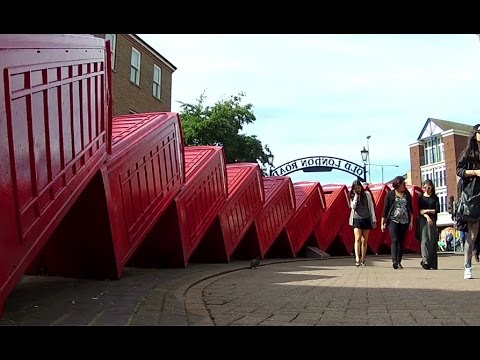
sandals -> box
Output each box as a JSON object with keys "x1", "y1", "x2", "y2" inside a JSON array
[
  {"x1": 356, "y1": 259, "x2": 366, "y2": 267},
  {"x1": 420, "y1": 260, "x2": 430, "y2": 270}
]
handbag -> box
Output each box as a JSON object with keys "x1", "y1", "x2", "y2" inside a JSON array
[{"x1": 456, "y1": 177, "x2": 480, "y2": 222}]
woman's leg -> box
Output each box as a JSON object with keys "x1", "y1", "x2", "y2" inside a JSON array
[
  {"x1": 465, "y1": 221, "x2": 479, "y2": 269},
  {"x1": 389, "y1": 222, "x2": 399, "y2": 266},
  {"x1": 360, "y1": 229, "x2": 370, "y2": 264},
  {"x1": 397, "y1": 223, "x2": 409, "y2": 265},
  {"x1": 418, "y1": 218, "x2": 429, "y2": 267},
  {"x1": 429, "y1": 225, "x2": 438, "y2": 269},
  {"x1": 425, "y1": 224, "x2": 438, "y2": 269},
  {"x1": 354, "y1": 228, "x2": 362, "y2": 265}
]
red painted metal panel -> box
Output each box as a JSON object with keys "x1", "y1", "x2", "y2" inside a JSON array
[
  {"x1": 131, "y1": 146, "x2": 227, "y2": 267},
  {"x1": 219, "y1": 163, "x2": 265, "y2": 260},
  {"x1": 104, "y1": 113, "x2": 185, "y2": 271},
  {"x1": 286, "y1": 181, "x2": 325, "y2": 256},
  {"x1": 366, "y1": 183, "x2": 391, "y2": 254},
  {"x1": 27, "y1": 112, "x2": 185, "y2": 280},
  {"x1": 0, "y1": 34, "x2": 109, "y2": 315},
  {"x1": 178, "y1": 146, "x2": 227, "y2": 261},
  {"x1": 255, "y1": 177, "x2": 296, "y2": 258},
  {"x1": 314, "y1": 184, "x2": 350, "y2": 254}
]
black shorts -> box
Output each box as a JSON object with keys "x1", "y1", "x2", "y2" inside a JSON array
[{"x1": 353, "y1": 218, "x2": 373, "y2": 229}]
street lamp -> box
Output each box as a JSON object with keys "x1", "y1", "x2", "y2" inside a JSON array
[
  {"x1": 369, "y1": 163, "x2": 399, "y2": 183},
  {"x1": 267, "y1": 153, "x2": 274, "y2": 176},
  {"x1": 366, "y1": 135, "x2": 371, "y2": 183},
  {"x1": 360, "y1": 146, "x2": 368, "y2": 163},
  {"x1": 360, "y1": 146, "x2": 368, "y2": 183}
]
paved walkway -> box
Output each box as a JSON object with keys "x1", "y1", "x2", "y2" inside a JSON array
[{"x1": 1, "y1": 253, "x2": 480, "y2": 326}]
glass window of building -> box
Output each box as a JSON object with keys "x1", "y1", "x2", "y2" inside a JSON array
[
  {"x1": 130, "y1": 47, "x2": 141, "y2": 85},
  {"x1": 153, "y1": 64, "x2": 161, "y2": 99}
]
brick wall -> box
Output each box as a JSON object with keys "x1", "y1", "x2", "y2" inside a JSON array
[
  {"x1": 445, "y1": 133, "x2": 468, "y2": 200},
  {"x1": 93, "y1": 34, "x2": 174, "y2": 115},
  {"x1": 409, "y1": 144, "x2": 423, "y2": 187}
]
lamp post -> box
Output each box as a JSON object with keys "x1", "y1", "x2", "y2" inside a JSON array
[
  {"x1": 267, "y1": 153, "x2": 274, "y2": 176},
  {"x1": 360, "y1": 146, "x2": 368, "y2": 183},
  {"x1": 366, "y1": 135, "x2": 371, "y2": 183},
  {"x1": 369, "y1": 164, "x2": 399, "y2": 183}
]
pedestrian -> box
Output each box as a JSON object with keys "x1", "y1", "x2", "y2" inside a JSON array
[
  {"x1": 348, "y1": 179, "x2": 376, "y2": 267},
  {"x1": 381, "y1": 176, "x2": 414, "y2": 269},
  {"x1": 456, "y1": 123, "x2": 480, "y2": 279},
  {"x1": 417, "y1": 179, "x2": 440, "y2": 270}
]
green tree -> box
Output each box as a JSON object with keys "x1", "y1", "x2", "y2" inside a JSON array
[{"x1": 178, "y1": 91, "x2": 271, "y2": 170}]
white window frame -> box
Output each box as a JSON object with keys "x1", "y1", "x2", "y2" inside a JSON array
[
  {"x1": 105, "y1": 34, "x2": 116, "y2": 70},
  {"x1": 423, "y1": 136, "x2": 444, "y2": 165},
  {"x1": 153, "y1": 64, "x2": 162, "y2": 100},
  {"x1": 436, "y1": 190, "x2": 448, "y2": 213},
  {"x1": 130, "y1": 47, "x2": 141, "y2": 86}
]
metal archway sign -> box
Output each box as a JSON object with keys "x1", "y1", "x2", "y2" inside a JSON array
[{"x1": 270, "y1": 156, "x2": 366, "y2": 182}]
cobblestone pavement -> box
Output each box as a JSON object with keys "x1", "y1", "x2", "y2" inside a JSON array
[{"x1": 1, "y1": 253, "x2": 479, "y2": 326}]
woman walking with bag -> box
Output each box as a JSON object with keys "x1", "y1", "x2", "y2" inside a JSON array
[
  {"x1": 381, "y1": 176, "x2": 414, "y2": 269},
  {"x1": 456, "y1": 123, "x2": 480, "y2": 279},
  {"x1": 349, "y1": 180, "x2": 376, "y2": 267},
  {"x1": 417, "y1": 179, "x2": 440, "y2": 270}
]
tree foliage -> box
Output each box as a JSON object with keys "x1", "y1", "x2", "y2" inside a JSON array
[{"x1": 178, "y1": 91, "x2": 271, "y2": 168}]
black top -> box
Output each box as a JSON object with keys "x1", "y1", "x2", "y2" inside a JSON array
[
  {"x1": 456, "y1": 156, "x2": 480, "y2": 195},
  {"x1": 418, "y1": 195, "x2": 440, "y2": 224},
  {"x1": 382, "y1": 189, "x2": 414, "y2": 224}
]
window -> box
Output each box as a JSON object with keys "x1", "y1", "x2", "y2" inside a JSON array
[
  {"x1": 130, "y1": 47, "x2": 141, "y2": 85},
  {"x1": 421, "y1": 165, "x2": 446, "y2": 189},
  {"x1": 423, "y1": 136, "x2": 444, "y2": 165},
  {"x1": 105, "y1": 34, "x2": 116, "y2": 70},
  {"x1": 437, "y1": 190, "x2": 448, "y2": 213},
  {"x1": 153, "y1": 64, "x2": 162, "y2": 100}
]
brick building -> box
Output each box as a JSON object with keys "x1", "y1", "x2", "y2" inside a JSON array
[
  {"x1": 409, "y1": 118, "x2": 473, "y2": 226},
  {"x1": 93, "y1": 34, "x2": 176, "y2": 115}
]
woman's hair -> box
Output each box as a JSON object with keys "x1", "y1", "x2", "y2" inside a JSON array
[
  {"x1": 391, "y1": 176, "x2": 405, "y2": 190},
  {"x1": 458, "y1": 123, "x2": 480, "y2": 168},
  {"x1": 422, "y1": 178, "x2": 436, "y2": 197},
  {"x1": 350, "y1": 179, "x2": 366, "y2": 203}
]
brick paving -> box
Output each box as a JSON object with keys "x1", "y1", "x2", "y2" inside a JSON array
[{"x1": 1, "y1": 253, "x2": 479, "y2": 326}]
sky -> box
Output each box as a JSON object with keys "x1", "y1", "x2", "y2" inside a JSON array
[{"x1": 137, "y1": 34, "x2": 480, "y2": 186}]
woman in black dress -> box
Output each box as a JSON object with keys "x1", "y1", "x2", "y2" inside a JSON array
[{"x1": 417, "y1": 179, "x2": 440, "y2": 270}]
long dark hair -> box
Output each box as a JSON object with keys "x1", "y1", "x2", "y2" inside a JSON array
[
  {"x1": 422, "y1": 179, "x2": 437, "y2": 198},
  {"x1": 458, "y1": 123, "x2": 480, "y2": 168},
  {"x1": 350, "y1": 179, "x2": 366, "y2": 204}
]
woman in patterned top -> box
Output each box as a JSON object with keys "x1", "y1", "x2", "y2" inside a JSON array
[{"x1": 381, "y1": 176, "x2": 414, "y2": 269}]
